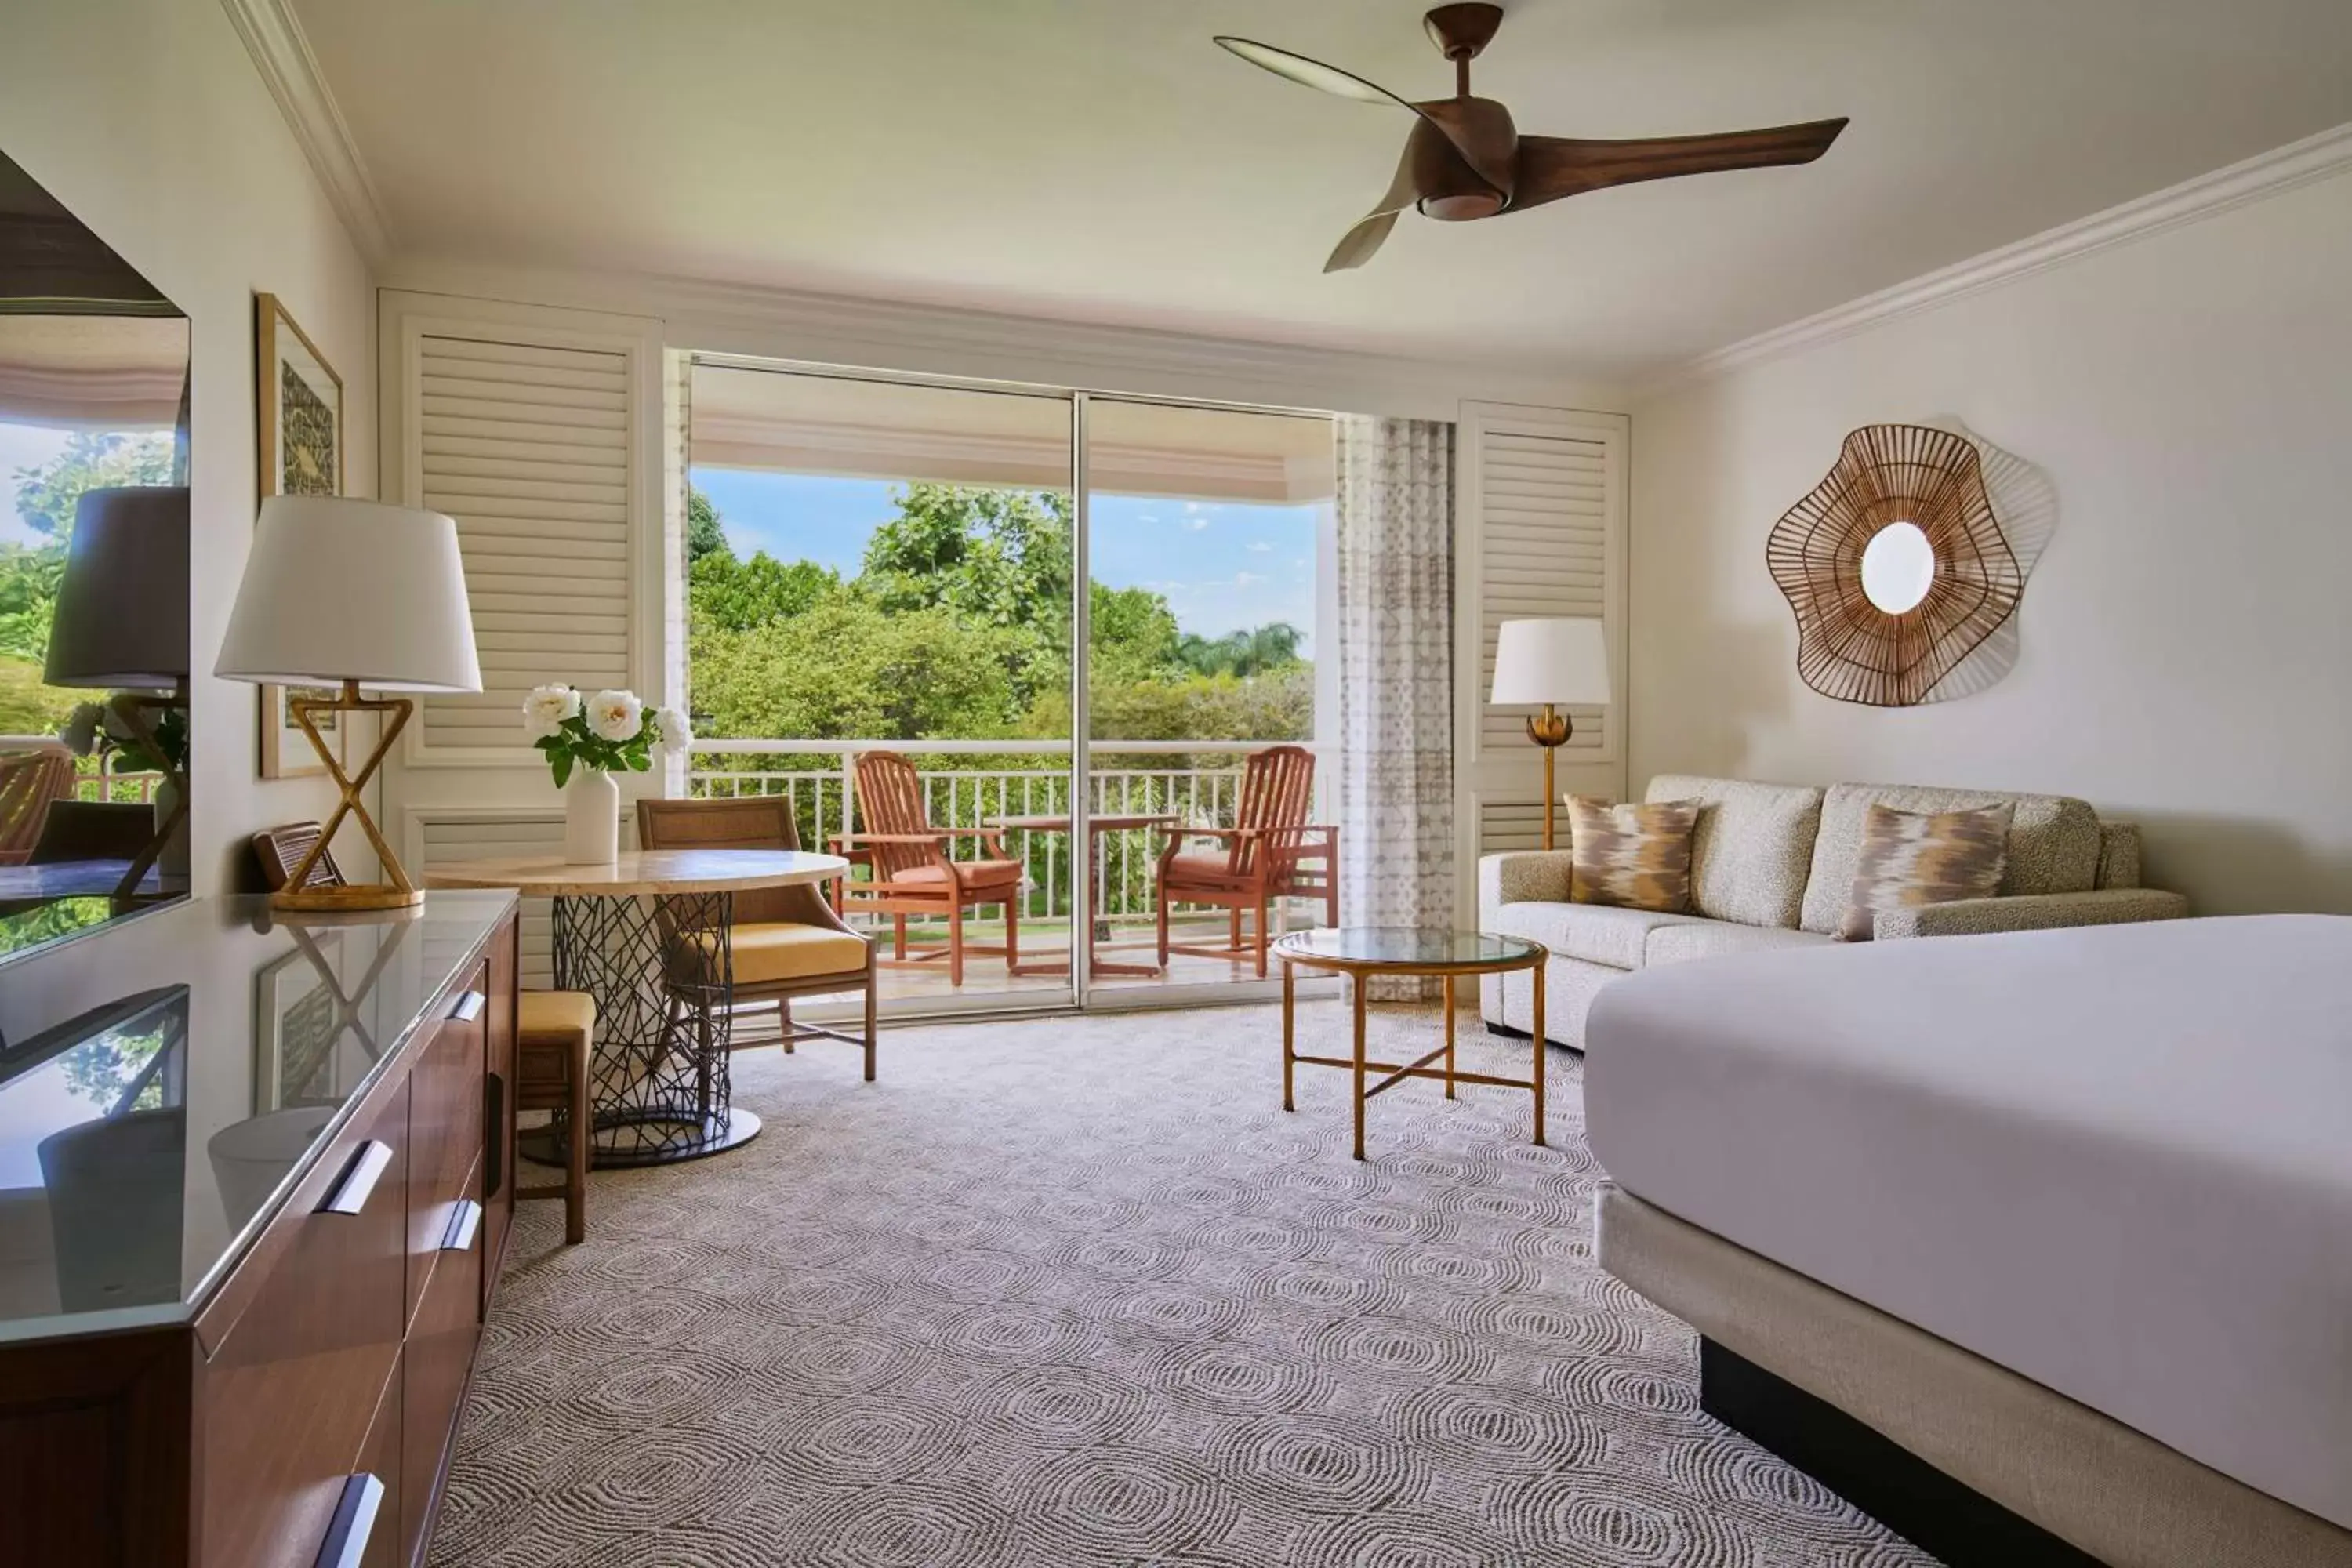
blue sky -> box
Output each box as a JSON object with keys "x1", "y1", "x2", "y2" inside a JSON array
[{"x1": 692, "y1": 469, "x2": 1319, "y2": 656}]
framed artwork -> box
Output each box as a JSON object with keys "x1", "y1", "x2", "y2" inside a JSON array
[
  {"x1": 253, "y1": 931, "x2": 344, "y2": 1109},
  {"x1": 256, "y1": 293, "x2": 345, "y2": 779}
]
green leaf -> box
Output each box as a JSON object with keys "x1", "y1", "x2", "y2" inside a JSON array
[{"x1": 551, "y1": 751, "x2": 573, "y2": 789}]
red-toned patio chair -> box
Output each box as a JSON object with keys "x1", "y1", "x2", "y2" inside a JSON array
[
  {"x1": 1153, "y1": 744, "x2": 1338, "y2": 978},
  {"x1": 829, "y1": 750, "x2": 1021, "y2": 988}
]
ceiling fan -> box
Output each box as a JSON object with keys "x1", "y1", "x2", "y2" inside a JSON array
[{"x1": 1214, "y1": 3, "x2": 1849, "y2": 272}]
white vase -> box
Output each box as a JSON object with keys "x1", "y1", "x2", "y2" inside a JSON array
[
  {"x1": 152, "y1": 776, "x2": 191, "y2": 882},
  {"x1": 563, "y1": 768, "x2": 619, "y2": 865}
]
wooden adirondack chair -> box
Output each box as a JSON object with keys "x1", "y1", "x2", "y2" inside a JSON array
[
  {"x1": 829, "y1": 750, "x2": 1021, "y2": 988},
  {"x1": 0, "y1": 746, "x2": 76, "y2": 866},
  {"x1": 1154, "y1": 744, "x2": 1338, "y2": 978}
]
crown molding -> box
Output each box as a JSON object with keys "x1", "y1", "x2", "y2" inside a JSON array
[
  {"x1": 219, "y1": 0, "x2": 391, "y2": 262},
  {"x1": 1653, "y1": 121, "x2": 2352, "y2": 394}
]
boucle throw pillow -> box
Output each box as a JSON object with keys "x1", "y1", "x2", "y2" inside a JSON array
[
  {"x1": 1838, "y1": 801, "x2": 2013, "y2": 942},
  {"x1": 1567, "y1": 796, "x2": 1698, "y2": 913}
]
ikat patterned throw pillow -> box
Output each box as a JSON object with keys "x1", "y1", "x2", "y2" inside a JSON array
[
  {"x1": 1566, "y1": 796, "x2": 1699, "y2": 914},
  {"x1": 1838, "y1": 801, "x2": 2014, "y2": 941}
]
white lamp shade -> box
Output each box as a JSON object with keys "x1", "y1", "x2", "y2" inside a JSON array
[
  {"x1": 214, "y1": 496, "x2": 481, "y2": 692},
  {"x1": 45, "y1": 485, "x2": 190, "y2": 689},
  {"x1": 1490, "y1": 617, "x2": 1611, "y2": 706}
]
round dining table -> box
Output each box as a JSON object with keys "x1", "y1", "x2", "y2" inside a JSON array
[{"x1": 426, "y1": 848, "x2": 847, "y2": 1164}]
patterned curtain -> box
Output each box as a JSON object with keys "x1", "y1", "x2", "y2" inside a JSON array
[{"x1": 1334, "y1": 416, "x2": 1454, "y2": 1000}]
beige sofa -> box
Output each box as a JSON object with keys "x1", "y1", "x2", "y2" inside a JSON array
[{"x1": 1479, "y1": 775, "x2": 2188, "y2": 1047}]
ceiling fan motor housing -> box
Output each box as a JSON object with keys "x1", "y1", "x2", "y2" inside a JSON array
[{"x1": 1414, "y1": 98, "x2": 1517, "y2": 218}]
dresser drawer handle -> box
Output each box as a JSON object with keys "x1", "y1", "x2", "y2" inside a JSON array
[
  {"x1": 319, "y1": 1141, "x2": 393, "y2": 1216},
  {"x1": 312, "y1": 1472, "x2": 384, "y2": 1568},
  {"x1": 441, "y1": 1197, "x2": 483, "y2": 1253},
  {"x1": 448, "y1": 989, "x2": 487, "y2": 1023}
]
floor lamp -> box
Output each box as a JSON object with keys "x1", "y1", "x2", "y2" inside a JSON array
[
  {"x1": 1489, "y1": 617, "x2": 1611, "y2": 851},
  {"x1": 44, "y1": 486, "x2": 191, "y2": 898},
  {"x1": 215, "y1": 496, "x2": 481, "y2": 911}
]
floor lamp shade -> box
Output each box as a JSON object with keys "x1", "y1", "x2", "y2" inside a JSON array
[
  {"x1": 1490, "y1": 617, "x2": 1611, "y2": 708},
  {"x1": 215, "y1": 496, "x2": 481, "y2": 691},
  {"x1": 1490, "y1": 617, "x2": 1611, "y2": 852},
  {"x1": 45, "y1": 485, "x2": 191, "y2": 689}
]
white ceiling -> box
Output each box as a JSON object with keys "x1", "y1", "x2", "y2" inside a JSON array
[{"x1": 292, "y1": 0, "x2": 2352, "y2": 381}]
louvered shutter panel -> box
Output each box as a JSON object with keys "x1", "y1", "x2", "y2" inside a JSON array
[
  {"x1": 417, "y1": 336, "x2": 633, "y2": 749},
  {"x1": 1476, "y1": 429, "x2": 1611, "y2": 757},
  {"x1": 1475, "y1": 798, "x2": 1548, "y2": 855},
  {"x1": 417, "y1": 815, "x2": 564, "y2": 989}
]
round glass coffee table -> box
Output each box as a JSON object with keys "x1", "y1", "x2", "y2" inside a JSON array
[{"x1": 1272, "y1": 927, "x2": 1549, "y2": 1161}]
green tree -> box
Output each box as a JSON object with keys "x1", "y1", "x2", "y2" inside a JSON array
[
  {"x1": 1088, "y1": 582, "x2": 1182, "y2": 681},
  {"x1": 1176, "y1": 620, "x2": 1305, "y2": 678},
  {"x1": 687, "y1": 488, "x2": 728, "y2": 562},
  {"x1": 0, "y1": 545, "x2": 65, "y2": 664},
  {"x1": 690, "y1": 549, "x2": 840, "y2": 633},
  {"x1": 11, "y1": 431, "x2": 175, "y2": 539},
  {"x1": 691, "y1": 593, "x2": 1022, "y2": 742}
]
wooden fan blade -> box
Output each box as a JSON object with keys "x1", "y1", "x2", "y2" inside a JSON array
[
  {"x1": 1213, "y1": 38, "x2": 1416, "y2": 109},
  {"x1": 1325, "y1": 210, "x2": 1401, "y2": 273},
  {"x1": 1510, "y1": 117, "x2": 1848, "y2": 212}
]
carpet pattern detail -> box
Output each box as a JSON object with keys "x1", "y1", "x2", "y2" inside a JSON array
[{"x1": 432, "y1": 1004, "x2": 1935, "y2": 1567}]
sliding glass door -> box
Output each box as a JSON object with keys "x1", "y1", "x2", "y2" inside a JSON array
[
  {"x1": 1076, "y1": 397, "x2": 1335, "y2": 1004},
  {"x1": 682, "y1": 363, "x2": 1335, "y2": 1017},
  {"x1": 685, "y1": 364, "x2": 1080, "y2": 1011}
]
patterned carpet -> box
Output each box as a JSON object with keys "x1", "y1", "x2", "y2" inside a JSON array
[{"x1": 432, "y1": 1003, "x2": 1935, "y2": 1567}]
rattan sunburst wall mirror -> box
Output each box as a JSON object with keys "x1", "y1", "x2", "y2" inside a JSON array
[{"x1": 1767, "y1": 423, "x2": 2031, "y2": 707}]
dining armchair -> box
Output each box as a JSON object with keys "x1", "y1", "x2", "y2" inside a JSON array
[
  {"x1": 637, "y1": 795, "x2": 876, "y2": 1080},
  {"x1": 828, "y1": 750, "x2": 1022, "y2": 989},
  {"x1": 1155, "y1": 744, "x2": 1338, "y2": 978}
]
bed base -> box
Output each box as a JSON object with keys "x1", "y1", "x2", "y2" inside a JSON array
[{"x1": 1700, "y1": 1338, "x2": 2099, "y2": 1566}]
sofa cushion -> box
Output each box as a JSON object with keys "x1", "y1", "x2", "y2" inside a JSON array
[
  {"x1": 1489, "y1": 898, "x2": 1705, "y2": 971},
  {"x1": 1837, "y1": 801, "x2": 2015, "y2": 942},
  {"x1": 1644, "y1": 775, "x2": 1824, "y2": 930},
  {"x1": 1567, "y1": 796, "x2": 1697, "y2": 913},
  {"x1": 1644, "y1": 920, "x2": 1833, "y2": 968},
  {"x1": 1799, "y1": 782, "x2": 2103, "y2": 936}
]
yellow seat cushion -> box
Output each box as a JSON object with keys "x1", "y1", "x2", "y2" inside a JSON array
[
  {"x1": 695, "y1": 922, "x2": 869, "y2": 986},
  {"x1": 517, "y1": 989, "x2": 595, "y2": 1047}
]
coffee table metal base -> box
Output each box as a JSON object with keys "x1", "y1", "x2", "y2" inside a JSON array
[{"x1": 1276, "y1": 930, "x2": 1548, "y2": 1161}]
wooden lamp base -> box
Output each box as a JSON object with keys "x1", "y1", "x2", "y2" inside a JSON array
[
  {"x1": 1526, "y1": 702, "x2": 1575, "y2": 851},
  {"x1": 273, "y1": 680, "x2": 423, "y2": 913}
]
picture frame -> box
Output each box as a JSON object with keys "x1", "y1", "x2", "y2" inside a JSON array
[
  {"x1": 252, "y1": 930, "x2": 344, "y2": 1110},
  {"x1": 255, "y1": 292, "x2": 345, "y2": 779}
]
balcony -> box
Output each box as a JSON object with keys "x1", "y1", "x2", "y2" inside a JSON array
[{"x1": 687, "y1": 736, "x2": 1331, "y2": 1001}]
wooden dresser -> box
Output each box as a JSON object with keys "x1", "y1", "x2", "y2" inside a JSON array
[{"x1": 0, "y1": 891, "x2": 521, "y2": 1568}]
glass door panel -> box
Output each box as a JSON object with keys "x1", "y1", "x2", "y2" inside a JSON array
[
  {"x1": 684, "y1": 364, "x2": 1077, "y2": 1013},
  {"x1": 1077, "y1": 398, "x2": 1336, "y2": 1002}
]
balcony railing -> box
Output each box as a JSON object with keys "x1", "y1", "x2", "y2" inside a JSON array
[{"x1": 688, "y1": 738, "x2": 1326, "y2": 927}]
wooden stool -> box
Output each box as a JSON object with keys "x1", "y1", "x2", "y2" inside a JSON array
[{"x1": 516, "y1": 990, "x2": 594, "y2": 1243}]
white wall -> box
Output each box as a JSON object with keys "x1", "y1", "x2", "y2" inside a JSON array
[
  {"x1": 1629, "y1": 161, "x2": 2352, "y2": 914},
  {"x1": 1, "y1": 0, "x2": 377, "y2": 891}
]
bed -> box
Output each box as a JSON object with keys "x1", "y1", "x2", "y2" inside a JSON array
[{"x1": 1584, "y1": 914, "x2": 2352, "y2": 1566}]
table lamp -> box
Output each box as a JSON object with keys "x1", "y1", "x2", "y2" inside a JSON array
[
  {"x1": 1489, "y1": 616, "x2": 1610, "y2": 851},
  {"x1": 215, "y1": 496, "x2": 480, "y2": 911},
  {"x1": 45, "y1": 485, "x2": 191, "y2": 898}
]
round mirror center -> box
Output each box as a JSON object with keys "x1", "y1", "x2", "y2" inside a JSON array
[{"x1": 1860, "y1": 521, "x2": 1936, "y2": 615}]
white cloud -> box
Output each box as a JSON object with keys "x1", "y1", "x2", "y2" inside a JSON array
[
  {"x1": 1245, "y1": 540, "x2": 1272, "y2": 554},
  {"x1": 1186, "y1": 517, "x2": 1210, "y2": 532},
  {"x1": 1234, "y1": 571, "x2": 1265, "y2": 588}
]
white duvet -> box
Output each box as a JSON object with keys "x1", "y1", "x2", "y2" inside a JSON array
[{"x1": 1584, "y1": 914, "x2": 2352, "y2": 1530}]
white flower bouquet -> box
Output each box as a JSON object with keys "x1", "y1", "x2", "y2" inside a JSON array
[{"x1": 521, "y1": 684, "x2": 689, "y2": 786}]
